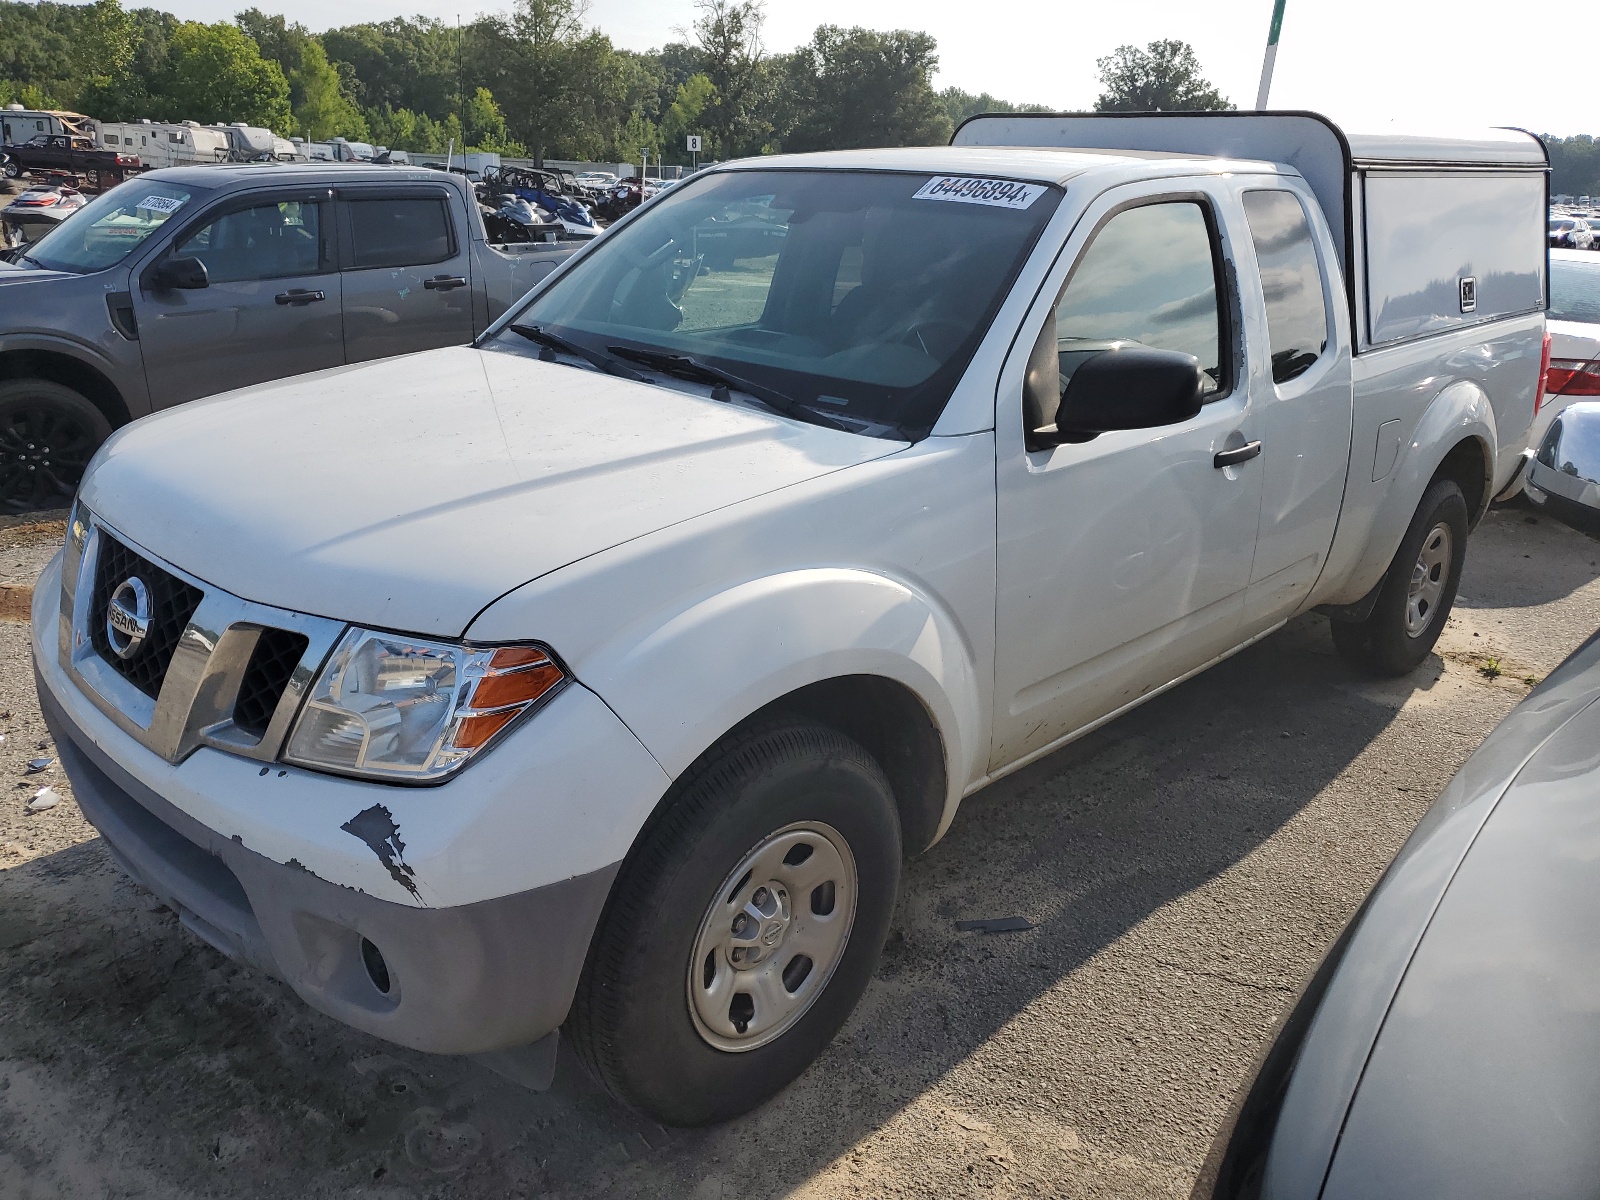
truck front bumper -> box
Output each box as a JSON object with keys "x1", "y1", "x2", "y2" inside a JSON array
[{"x1": 40, "y1": 675, "x2": 618, "y2": 1059}]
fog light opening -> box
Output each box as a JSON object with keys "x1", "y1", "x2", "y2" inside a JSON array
[{"x1": 361, "y1": 937, "x2": 392, "y2": 995}]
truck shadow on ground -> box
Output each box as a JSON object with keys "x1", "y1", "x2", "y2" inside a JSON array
[{"x1": 0, "y1": 609, "x2": 1469, "y2": 1199}]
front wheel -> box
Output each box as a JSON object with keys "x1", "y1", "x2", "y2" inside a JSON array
[
  {"x1": 566, "y1": 720, "x2": 902, "y2": 1126},
  {"x1": 1330, "y1": 478, "x2": 1469, "y2": 676},
  {"x1": 0, "y1": 380, "x2": 114, "y2": 513},
  {"x1": 1, "y1": 159, "x2": 19, "y2": 179}
]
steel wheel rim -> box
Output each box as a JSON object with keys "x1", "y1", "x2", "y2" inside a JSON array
[
  {"x1": 687, "y1": 820, "x2": 858, "y2": 1053},
  {"x1": 1405, "y1": 521, "x2": 1454, "y2": 638},
  {"x1": 0, "y1": 399, "x2": 99, "y2": 512}
]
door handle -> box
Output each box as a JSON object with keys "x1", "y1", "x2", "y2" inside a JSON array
[
  {"x1": 1214, "y1": 440, "x2": 1262, "y2": 468},
  {"x1": 423, "y1": 275, "x2": 468, "y2": 291},
  {"x1": 275, "y1": 289, "x2": 325, "y2": 305}
]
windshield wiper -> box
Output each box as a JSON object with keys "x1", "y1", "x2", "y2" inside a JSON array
[
  {"x1": 605, "y1": 346, "x2": 856, "y2": 433},
  {"x1": 509, "y1": 323, "x2": 645, "y2": 380}
]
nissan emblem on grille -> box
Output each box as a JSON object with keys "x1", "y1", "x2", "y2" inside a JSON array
[{"x1": 105, "y1": 576, "x2": 152, "y2": 660}]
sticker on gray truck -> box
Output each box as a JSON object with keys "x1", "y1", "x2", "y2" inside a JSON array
[
  {"x1": 912, "y1": 176, "x2": 1046, "y2": 210},
  {"x1": 134, "y1": 195, "x2": 186, "y2": 214}
]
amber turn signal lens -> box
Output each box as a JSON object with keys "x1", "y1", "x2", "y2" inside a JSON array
[
  {"x1": 489, "y1": 646, "x2": 549, "y2": 670},
  {"x1": 453, "y1": 708, "x2": 521, "y2": 750},
  {"x1": 471, "y1": 662, "x2": 564, "y2": 710}
]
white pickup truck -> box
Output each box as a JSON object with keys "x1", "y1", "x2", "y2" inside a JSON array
[{"x1": 32, "y1": 114, "x2": 1547, "y2": 1125}]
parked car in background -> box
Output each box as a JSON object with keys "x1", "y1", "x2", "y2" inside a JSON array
[
  {"x1": 1196, "y1": 627, "x2": 1600, "y2": 1200},
  {"x1": 0, "y1": 163, "x2": 576, "y2": 510},
  {"x1": 2, "y1": 133, "x2": 141, "y2": 186},
  {"x1": 1517, "y1": 248, "x2": 1600, "y2": 484},
  {"x1": 31, "y1": 114, "x2": 1546, "y2": 1126},
  {"x1": 1549, "y1": 215, "x2": 1594, "y2": 248}
]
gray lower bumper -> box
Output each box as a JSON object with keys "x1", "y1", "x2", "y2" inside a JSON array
[{"x1": 38, "y1": 671, "x2": 618, "y2": 1064}]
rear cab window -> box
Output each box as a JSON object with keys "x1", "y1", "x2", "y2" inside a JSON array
[
  {"x1": 344, "y1": 196, "x2": 456, "y2": 269},
  {"x1": 1242, "y1": 189, "x2": 1330, "y2": 383}
]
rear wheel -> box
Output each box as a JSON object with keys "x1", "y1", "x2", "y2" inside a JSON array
[
  {"x1": 0, "y1": 380, "x2": 113, "y2": 513},
  {"x1": 2, "y1": 159, "x2": 19, "y2": 179},
  {"x1": 567, "y1": 719, "x2": 901, "y2": 1126},
  {"x1": 1330, "y1": 478, "x2": 1469, "y2": 676}
]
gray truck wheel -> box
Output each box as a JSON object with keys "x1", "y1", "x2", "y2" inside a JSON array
[
  {"x1": 567, "y1": 719, "x2": 901, "y2": 1126},
  {"x1": 0, "y1": 380, "x2": 113, "y2": 512},
  {"x1": 1330, "y1": 478, "x2": 1469, "y2": 677},
  {"x1": 2, "y1": 159, "x2": 19, "y2": 179}
]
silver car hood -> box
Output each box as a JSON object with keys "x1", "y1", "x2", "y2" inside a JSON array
[
  {"x1": 1320, "y1": 662, "x2": 1600, "y2": 1199},
  {"x1": 79, "y1": 346, "x2": 901, "y2": 637}
]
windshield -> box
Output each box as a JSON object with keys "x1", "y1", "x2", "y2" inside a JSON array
[
  {"x1": 1551, "y1": 256, "x2": 1600, "y2": 324},
  {"x1": 493, "y1": 168, "x2": 1061, "y2": 439},
  {"x1": 22, "y1": 179, "x2": 208, "y2": 274}
]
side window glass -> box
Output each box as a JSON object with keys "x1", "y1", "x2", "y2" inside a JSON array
[
  {"x1": 1242, "y1": 190, "x2": 1329, "y2": 383},
  {"x1": 347, "y1": 198, "x2": 454, "y2": 269},
  {"x1": 1053, "y1": 201, "x2": 1224, "y2": 395},
  {"x1": 171, "y1": 201, "x2": 323, "y2": 284}
]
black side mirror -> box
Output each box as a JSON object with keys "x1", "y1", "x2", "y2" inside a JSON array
[
  {"x1": 150, "y1": 255, "x2": 208, "y2": 291},
  {"x1": 1032, "y1": 347, "x2": 1205, "y2": 447}
]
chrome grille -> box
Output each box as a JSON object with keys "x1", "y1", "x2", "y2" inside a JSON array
[
  {"x1": 233, "y1": 628, "x2": 311, "y2": 738},
  {"x1": 88, "y1": 532, "x2": 204, "y2": 699},
  {"x1": 58, "y1": 510, "x2": 346, "y2": 765}
]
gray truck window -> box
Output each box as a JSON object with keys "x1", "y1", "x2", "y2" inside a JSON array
[
  {"x1": 500, "y1": 168, "x2": 1062, "y2": 439},
  {"x1": 20, "y1": 179, "x2": 208, "y2": 275},
  {"x1": 347, "y1": 198, "x2": 453, "y2": 269},
  {"x1": 1053, "y1": 201, "x2": 1224, "y2": 394},
  {"x1": 171, "y1": 201, "x2": 322, "y2": 284},
  {"x1": 1242, "y1": 190, "x2": 1329, "y2": 383}
]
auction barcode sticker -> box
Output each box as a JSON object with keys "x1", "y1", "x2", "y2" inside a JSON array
[
  {"x1": 912, "y1": 177, "x2": 1045, "y2": 210},
  {"x1": 135, "y1": 195, "x2": 186, "y2": 214}
]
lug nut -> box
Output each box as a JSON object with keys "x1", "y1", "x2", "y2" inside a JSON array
[
  {"x1": 752, "y1": 887, "x2": 769, "y2": 906},
  {"x1": 732, "y1": 913, "x2": 753, "y2": 937}
]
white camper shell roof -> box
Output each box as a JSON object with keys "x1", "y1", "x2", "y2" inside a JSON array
[{"x1": 953, "y1": 111, "x2": 1549, "y2": 352}]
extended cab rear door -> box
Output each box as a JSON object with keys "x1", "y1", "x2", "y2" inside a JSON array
[
  {"x1": 990, "y1": 177, "x2": 1265, "y2": 770},
  {"x1": 335, "y1": 183, "x2": 474, "y2": 364},
  {"x1": 1229, "y1": 176, "x2": 1353, "y2": 631}
]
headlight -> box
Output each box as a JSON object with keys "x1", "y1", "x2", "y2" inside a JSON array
[{"x1": 284, "y1": 628, "x2": 566, "y2": 782}]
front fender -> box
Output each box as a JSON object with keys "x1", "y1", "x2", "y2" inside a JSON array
[{"x1": 516, "y1": 568, "x2": 985, "y2": 839}]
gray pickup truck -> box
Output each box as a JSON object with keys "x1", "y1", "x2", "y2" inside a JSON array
[{"x1": 0, "y1": 163, "x2": 576, "y2": 510}]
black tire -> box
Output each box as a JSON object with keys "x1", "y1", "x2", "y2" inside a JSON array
[
  {"x1": 2, "y1": 159, "x2": 19, "y2": 179},
  {"x1": 1330, "y1": 478, "x2": 1469, "y2": 676},
  {"x1": 567, "y1": 719, "x2": 902, "y2": 1126},
  {"x1": 0, "y1": 379, "x2": 113, "y2": 513}
]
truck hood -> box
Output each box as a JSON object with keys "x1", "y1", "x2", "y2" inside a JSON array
[
  {"x1": 80, "y1": 346, "x2": 904, "y2": 636},
  {"x1": 0, "y1": 259, "x2": 71, "y2": 283}
]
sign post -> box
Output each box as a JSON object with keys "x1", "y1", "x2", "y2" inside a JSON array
[
  {"x1": 1255, "y1": 0, "x2": 1288, "y2": 110},
  {"x1": 687, "y1": 134, "x2": 702, "y2": 173}
]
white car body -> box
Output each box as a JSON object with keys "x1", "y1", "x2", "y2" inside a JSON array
[
  {"x1": 1524, "y1": 248, "x2": 1600, "y2": 478},
  {"x1": 32, "y1": 116, "x2": 1548, "y2": 1094}
]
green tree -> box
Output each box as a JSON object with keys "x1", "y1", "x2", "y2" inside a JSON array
[
  {"x1": 691, "y1": 0, "x2": 766, "y2": 158},
  {"x1": 474, "y1": 0, "x2": 627, "y2": 164},
  {"x1": 939, "y1": 87, "x2": 1051, "y2": 129},
  {"x1": 289, "y1": 37, "x2": 366, "y2": 140},
  {"x1": 661, "y1": 72, "x2": 716, "y2": 158},
  {"x1": 323, "y1": 16, "x2": 462, "y2": 118},
  {"x1": 0, "y1": 80, "x2": 63, "y2": 110},
  {"x1": 462, "y1": 86, "x2": 523, "y2": 153},
  {"x1": 1547, "y1": 135, "x2": 1600, "y2": 198},
  {"x1": 154, "y1": 21, "x2": 292, "y2": 131},
  {"x1": 1093, "y1": 40, "x2": 1233, "y2": 112},
  {"x1": 775, "y1": 26, "x2": 951, "y2": 153}
]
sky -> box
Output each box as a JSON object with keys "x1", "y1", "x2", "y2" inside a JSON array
[{"x1": 152, "y1": 0, "x2": 1592, "y2": 138}]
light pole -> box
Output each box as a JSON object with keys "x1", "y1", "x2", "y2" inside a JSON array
[{"x1": 1255, "y1": 0, "x2": 1288, "y2": 110}]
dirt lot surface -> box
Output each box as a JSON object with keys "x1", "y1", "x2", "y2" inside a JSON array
[{"x1": 0, "y1": 504, "x2": 1595, "y2": 1199}]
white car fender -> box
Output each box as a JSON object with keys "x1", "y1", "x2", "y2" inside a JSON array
[{"x1": 533, "y1": 566, "x2": 983, "y2": 844}]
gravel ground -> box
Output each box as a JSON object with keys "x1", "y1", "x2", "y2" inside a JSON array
[{"x1": 0, "y1": 503, "x2": 1594, "y2": 1199}]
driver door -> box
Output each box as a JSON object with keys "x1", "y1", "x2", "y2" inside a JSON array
[
  {"x1": 135, "y1": 189, "x2": 343, "y2": 408},
  {"x1": 990, "y1": 182, "x2": 1265, "y2": 771}
]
